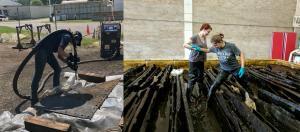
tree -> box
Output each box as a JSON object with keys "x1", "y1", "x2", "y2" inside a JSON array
[
  {"x1": 17, "y1": 0, "x2": 30, "y2": 6},
  {"x1": 40, "y1": 0, "x2": 48, "y2": 5},
  {"x1": 31, "y1": 0, "x2": 43, "y2": 5},
  {"x1": 40, "y1": 0, "x2": 63, "y2": 5},
  {"x1": 54, "y1": 0, "x2": 63, "y2": 4}
]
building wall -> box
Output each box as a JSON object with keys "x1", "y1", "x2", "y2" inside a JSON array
[
  {"x1": 114, "y1": 0, "x2": 123, "y2": 11},
  {"x1": 124, "y1": 0, "x2": 184, "y2": 60},
  {"x1": 54, "y1": 1, "x2": 123, "y2": 20},
  {"x1": 295, "y1": 0, "x2": 300, "y2": 15},
  {"x1": 54, "y1": 2, "x2": 103, "y2": 20},
  {"x1": 7, "y1": 6, "x2": 49, "y2": 19},
  {"x1": 0, "y1": 6, "x2": 9, "y2": 16},
  {"x1": 293, "y1": 0, "x2": 300, "y2": 48},
  {"x1": 124, "y1": 0, "x2": 297, "y2": 60},
  {"x1": 30, "y1": 6, "x2": 50, "y2": 19}
]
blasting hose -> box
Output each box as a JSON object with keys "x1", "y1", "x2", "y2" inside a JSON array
[{"x1": 12, "y1": 48, "x2": 38, "y2": 100}]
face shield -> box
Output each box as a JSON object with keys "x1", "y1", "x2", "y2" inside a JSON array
[{"x1": 74, "y1": 31, "x2": 82, "y2": 46}]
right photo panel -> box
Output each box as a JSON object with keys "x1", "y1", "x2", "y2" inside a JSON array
[{"x1": 123, "y1": 0, "x2": 300, "y2": 132}]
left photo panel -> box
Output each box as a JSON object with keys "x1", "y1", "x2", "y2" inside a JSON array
[{"x1": 0, "y1": 0, "x2": 123, "y2": 131}]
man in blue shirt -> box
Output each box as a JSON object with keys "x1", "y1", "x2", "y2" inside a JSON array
[{"x1": 31, "y1": 30, "x2": 82, "y2": 106}]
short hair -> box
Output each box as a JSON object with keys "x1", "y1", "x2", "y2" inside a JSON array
[
  {"x1": 211, "y1": 33, "x2": 224, "y2": 43},
  {"x1": 200, "y1": 23, "x2": 212, "y2": 31}
]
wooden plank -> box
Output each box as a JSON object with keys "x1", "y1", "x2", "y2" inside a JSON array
[
  {"x1": 78, "y1": 72, "x2": 105, "y2": 83},
  {"x1": 223, "y1": 88, "x2": 273, "y2": 132},
  {"x1": 179, "y1": 76, "x2": 194, "y2": 132},
  {"x1": 258, "y1": 89, "x2": 300, "y2": 119},
  {"x1": 254, "y1": 98, "x2": 299, "y2": 132},
  {"x1": 24, "y1": 116, "x2": 70, "y2": 132}
]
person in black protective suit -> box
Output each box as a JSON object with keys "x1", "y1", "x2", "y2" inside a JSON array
[
  {"x1": 30, "y1": 30, "x2": 82, "y2": 106},
  {"x1": 194, "y1": 33, "x2": 248, "y2": 104}
]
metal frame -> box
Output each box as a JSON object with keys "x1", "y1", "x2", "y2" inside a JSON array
[
  {"x1": 37, "y1": 24, "x2": 51, "y2": 40},
  {"x1": 12, "y1": 24, "x2": 36, "y2": 50}
]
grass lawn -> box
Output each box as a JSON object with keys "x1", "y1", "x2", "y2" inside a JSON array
[
  {"x1": 0, "y1": 26, "x2": 32, "y2": 35},
  {"x1": 82, "y1": 37, "x2": 99, "y2": 47},
  {"x1": 0, "y1": 26, "x2": 17, "y2": 33}
]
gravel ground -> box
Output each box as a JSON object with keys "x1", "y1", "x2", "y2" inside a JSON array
[{"x1": 0, "y1": 43, "x2": 123, "y2": 114}]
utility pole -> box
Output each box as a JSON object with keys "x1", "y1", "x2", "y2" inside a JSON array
[
  {"x1": 110, "y1": 0, "x2": 115, "y2": 21},
  {"x1": 107, "y1": 0, "x2": 114, "y2": 21},
  {"x1": 49, "y1": 0, "x2": 52, "y2": 18},
  {"x1": 17, "y1": 6, "x2": 20, "y2": 27},
  {"x1": 111, "y1": 0, "x2": 114, "y2": 21}
]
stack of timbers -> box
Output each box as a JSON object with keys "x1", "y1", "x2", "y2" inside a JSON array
[
  {"x1": 124, "y1": 64, "x2": 300, "y2": 132},
  {"x1": 123, "y1": 65, "x2": 194, "y2": 132},
  {"x1": 246, "y1": 64, "x2": 300, "y2": 131},
  {"x1": 194, "y1": 64, "x2": 300, "y2": 132}
]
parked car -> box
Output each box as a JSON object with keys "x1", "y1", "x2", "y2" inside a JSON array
[{"x1": 0, "y1": 15, "x2": 8, "y2": 21}]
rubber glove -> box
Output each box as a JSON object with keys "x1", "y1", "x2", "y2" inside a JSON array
[
  {"x1": 238, "y1": 67, "x2": 245, "y2": 78},
  {"x1": 191, "y1": 44, "x2": 201, "y2": 52}
]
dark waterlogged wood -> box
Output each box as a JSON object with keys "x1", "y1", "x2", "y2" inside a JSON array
[
  {"x1": 258, "y1": 89, "x2": 300, "y2": 119},
  {"x1": 254, "y1": 98, "x2": 300, "y2": 132},
  {"x1": 223, "y1": 88, "x2": 273, "y2": 132}
]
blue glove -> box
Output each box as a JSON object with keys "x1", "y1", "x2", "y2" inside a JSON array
[
  {"x1": 238, "y1": 67, "x2": 245, "y2": 78},
  {"x1": 191, "y1": 44, "x2": 201, "y2": 52}
]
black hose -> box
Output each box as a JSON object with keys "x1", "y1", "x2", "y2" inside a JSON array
[{"x1": 12, "y1": 48, "x2": 38, "y2": 100}]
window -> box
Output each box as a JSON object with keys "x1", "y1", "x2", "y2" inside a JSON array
[{"x1": 3, "y1": 10, "x2": 8, "y2": 16}]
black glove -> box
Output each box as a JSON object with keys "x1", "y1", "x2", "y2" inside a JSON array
[
  {"x1": 66, "y1": 53, "x2": 80, "y2": 63},
  {"x1": 66, "y1": 60, "x2": 76, "y2": 71},
  {"x1": 66, "y1": 53, "x2": 79, "y2": 71}
]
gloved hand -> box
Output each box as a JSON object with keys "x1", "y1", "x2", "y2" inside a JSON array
[
  {"x1": 191, "y1": 44, "x2": 201, "y2": 52},
  {"x1": 238, "y1": 67, "x2": 245, "y2": 78},
  {"x1": 66, "y1": 53, "x2": 80, "y2": 63},
  {"x1": 66, "y1": 53, "x2": 79, "y2": 71},
  {"x1": 66, "y1": 60, "x2": 73, "y2": 69},
  {"x1": 66, "y1": 59, "x2": 77, "y2": 71},
  {"x1": 74, "y1": 56, "x2": 80, "y2": 63}
]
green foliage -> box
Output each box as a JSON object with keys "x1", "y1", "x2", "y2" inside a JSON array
[
  {"x1": 56, "y1": 0, "x2": 63, "y2": 4},
  {"x1": 31, "y1": 0, "x2": 43, "y2": 6},
  {"x1": 17, "y1": 0, "x2": 30, "y2": 6},
  {"x1": 81, "y1": 37, "x2": 99, "y2": 47},
  {"x1": 40, "y1": 0, "x2": 63, "y2": 5},
  {"x1": 40, "y1": 0, "x2": 48, "y2": 5}
]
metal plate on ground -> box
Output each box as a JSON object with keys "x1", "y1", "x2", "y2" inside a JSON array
[{"x1": 35, "y1": 80, "x2": 119, "y2": 119}]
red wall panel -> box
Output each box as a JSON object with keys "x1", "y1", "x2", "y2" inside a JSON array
[
  {"x1": 272, "y1": 32, "x2": 284, "y2": 59},
  {"x1": 283, "y1": 32, "x2": 297, "y2": 61}
]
